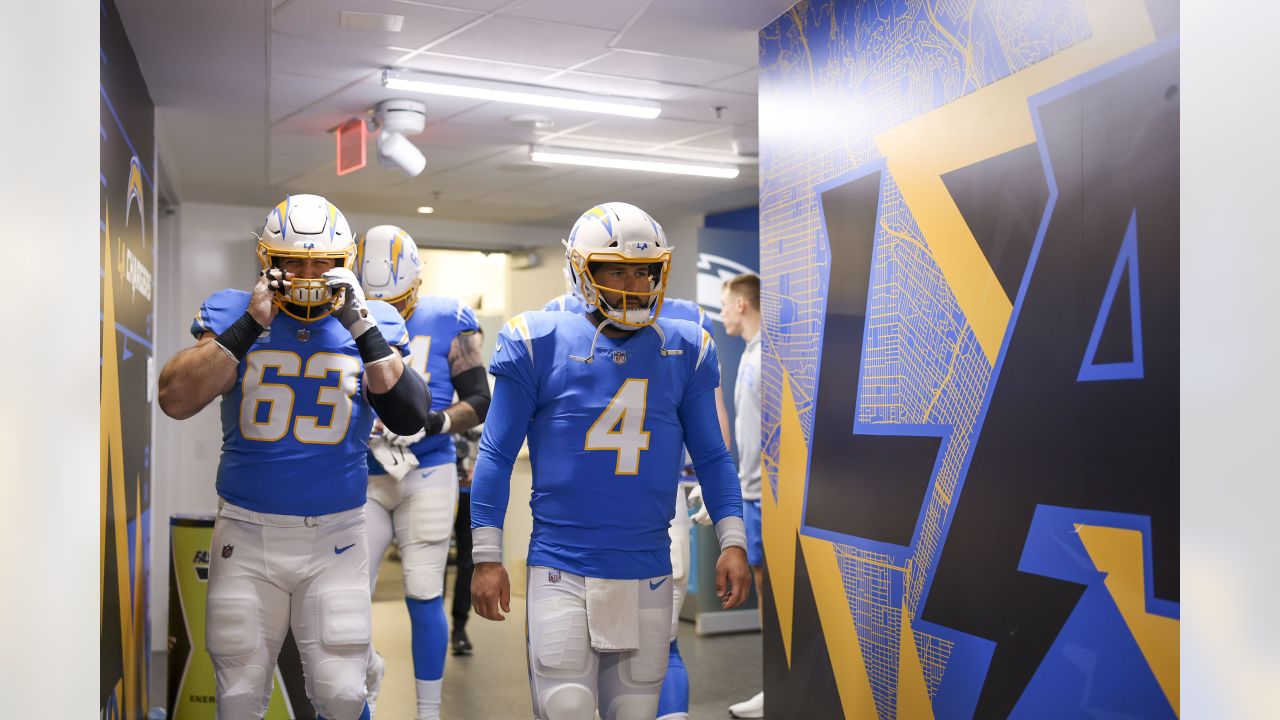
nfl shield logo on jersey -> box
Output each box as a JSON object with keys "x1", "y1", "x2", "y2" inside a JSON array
[
  {"x1": 221, "y1": 544, "x2": 234, "y2": 559},
  {"x1": 548, "y1": 569, "x2": 561, "y2": 584},
  {"x1": 612, "y1": 351, "x2": 627, "y2": 365}
]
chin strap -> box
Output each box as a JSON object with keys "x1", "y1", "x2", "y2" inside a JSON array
[
  {"x1": 568, "y1": 313, "x2": 683, "y2": 364},
  {"x1": 568, "y1": 315, "x2": 611, "y2": 364}
]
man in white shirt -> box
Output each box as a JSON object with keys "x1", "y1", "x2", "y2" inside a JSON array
[{"x1": 721, "y1": 273, "x2": 766, "y2": 719}]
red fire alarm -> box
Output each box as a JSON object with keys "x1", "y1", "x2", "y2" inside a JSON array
[{"x1": 336, "y1": 117, "x2": 367, "y2": 176}]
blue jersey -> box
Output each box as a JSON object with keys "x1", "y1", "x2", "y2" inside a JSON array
[
  {"x1": 471, "y1": 311, "x2": 742, "y2": 579},
  {"x1": 191, "y1": 290, "x2": 410, "y2": 516},
  {"x1": 367, "y1": 296, "x2": 480, "y2": 472}
]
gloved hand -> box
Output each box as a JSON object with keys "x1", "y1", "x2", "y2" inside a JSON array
[
  {"x1": 687, "y1": 485, "x2": 712, "y2": 526},
  {"x1": 383, "y1": 427, "x2": 427, "y2": 447},
  {"x1": 323, "y1": 267, "x2": 377, "y2": 338}
]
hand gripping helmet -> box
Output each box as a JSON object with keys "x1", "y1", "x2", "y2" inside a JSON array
[
  {"x1": 564, "y1": 202, "x2": 672, "y2": 329},
  {"x1": 256, "y1": 194, "x2": 355, "y2": 321},
  {"x1": 355, "y1": 225, "x2": 422, "y2": 319}
]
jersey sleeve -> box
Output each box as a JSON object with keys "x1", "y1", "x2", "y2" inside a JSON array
[
  {"x1": 679, "y1": 387, "x2": 742, "y2": 524},
  {"x1": 469, "y1": 373, "x2": 537, "y2": 531},
  {"x1": 189, "y1": 289, "x2": 250, "y2": 339},
  {"x1": 542, "y1": 296, "x2": 564, "y2": 312},
  {"x1": 488, "y1": 313, "x2": 538, "y2": 390},
  {"x1": 368, "y1": 300, "x2": 412, "y2": 358},
  {"x1": 685, "y1": 328, "x2": 721, "y2": 399}
]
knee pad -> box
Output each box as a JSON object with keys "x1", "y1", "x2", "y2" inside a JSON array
[
  {"x1": 206, "y1": 578, "x2": 261, "y2": 659},
  {"x1": 399, "y1": 467, "x2": 457, "y2": 545},
  {"x1": 318, "y1": 585, "x2": 372, "y2": 650},
  {"x1": 532, "y1": 596, "x2": 590, "y2": 676},
  {"x1": 212, "y1": 664, "x2": 272, "y2": 720},
  {"x1": 540, "y1": 683, "x2": 595, "y2": 720},
  {"x1": 604, "y1": 693, "x2": 661, "y2": 720},
  {"x1": 400, "y1": 538, "x2": 449, "y2": 600},
  {"x1": 308, "y1": 657, "x2": 368, "y2": 720}
]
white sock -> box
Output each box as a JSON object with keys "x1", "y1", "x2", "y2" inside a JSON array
[{"x1": 416, "y1": 678, "x2": 442, "y2": 720}]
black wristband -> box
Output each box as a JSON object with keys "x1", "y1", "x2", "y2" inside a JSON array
[
  {"x1": 423, "y1": 410, "x2": 448, "y2": 436},
  {"x1": 214, "y1": 312, "x2": 264, "y2": 363},
  {"x1": 354, "y1": 327, "x2": 394, "y2": 365}
]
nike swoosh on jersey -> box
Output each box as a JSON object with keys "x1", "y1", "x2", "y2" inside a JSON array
[
  {"x1": 335, "y1": 543, "x2": 356, "y2": 555},
  {"x1": 649, "y1": 577, "x2": 668, "y2": 591},
  {"x1": 495, "y1": 343, "x2": 503, "y2": 353}
]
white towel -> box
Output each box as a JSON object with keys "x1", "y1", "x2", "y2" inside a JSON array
[
  {"x1": 584, "y1": 577, "x2": 640, "y2": 652},
  {"x1": 369, "y1": 435, "x2": 418, "y2": 480}
]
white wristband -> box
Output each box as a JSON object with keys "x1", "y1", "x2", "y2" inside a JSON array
[
  {"x1": 439, "y1": 410, "x2": 453, "y2": 435},
  {"x1": 472, "y1": 526, "x2": 503, "y2": 564},
  {"x1": 715, "y1": 516, "x2": 748, "y2": 552}
]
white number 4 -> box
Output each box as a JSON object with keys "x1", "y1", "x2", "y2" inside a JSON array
[{"x1": 585, "y1": 379, "x2": 650, "y2": 475}]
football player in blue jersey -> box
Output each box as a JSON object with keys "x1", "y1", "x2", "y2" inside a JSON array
[
  {"x1": 158, "y1": 195, "x2": 431, "y2": 720},
  {"x1": 353, "y1": 225, "x2": 491, "y2": 720},
  {"x1": 541, "y1": 292, "x2": 730, "y2": 720},
  {"x1": 472, "y1": 202, "x2": 752, "y2": 720}
]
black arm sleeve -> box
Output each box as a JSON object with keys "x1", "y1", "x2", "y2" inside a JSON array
[
  {"x1": 451, "y1": 365, "x2": 492, "y2": 423},
  {"x1": 368, "y1": 365, "x2": 432, "y2": 435}
]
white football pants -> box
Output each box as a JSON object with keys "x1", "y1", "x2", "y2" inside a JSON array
[
  {"x1": 526, "y1": 566, "x2": 673, "y2": 720},
  {"x1": 205, "y1": 502, "x2": 371, "y2": 720},
  {"x1": 365, "y1": 462, "x2": 459, "y2": 599}
]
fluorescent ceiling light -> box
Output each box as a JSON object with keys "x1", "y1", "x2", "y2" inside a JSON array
[
  {"x1": 416, "y1": 206, "x2": 434, "y2": 214},
  {"x1": 383, "y1": 68, "x2": 661, "y2": 119},
  {"x1": 529, "y1": 146, "x2": 740, "y2": 179}
]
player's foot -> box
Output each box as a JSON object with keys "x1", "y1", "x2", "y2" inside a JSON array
[
  {"x1": 728, "y1": 690, "x2": 763, "y2": 718},
  {"x1": 365, "y1": 650, "x2": 386, "y2": 716},
  {"x1": 450, "y1": 628, "x2": 473, "y2": 656}
]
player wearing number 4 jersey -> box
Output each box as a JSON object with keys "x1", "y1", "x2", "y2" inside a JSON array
[
  {"x1": 158, "y1": 195, "x2": 431, "y2": 720},
  {"x1": 471, "y1": 202, "x2": 751, "y2": 720}
]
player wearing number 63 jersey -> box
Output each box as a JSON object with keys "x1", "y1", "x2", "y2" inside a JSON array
[
  {"x1": 471, "y1": 202, "x2": 750, "y2": 720},
  {"x1": 159, "y1": 194, "x2": 431, "y2": 720}
]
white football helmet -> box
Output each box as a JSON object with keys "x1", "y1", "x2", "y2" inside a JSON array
[
  {"x1": 256, "y1": 194, "x2": 356, "y2": 322},
  {"x1": 355, "y1": 225, "x2": 422, "y2": 319},
  {"x1": 564, "y1": 202, "x2": 672, "y2": 329}
]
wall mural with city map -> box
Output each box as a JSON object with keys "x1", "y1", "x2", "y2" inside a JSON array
[{"x1": 756, "y1": 0, "x2": 1178, "y2": 717}]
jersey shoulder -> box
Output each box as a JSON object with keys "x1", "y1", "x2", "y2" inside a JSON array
[
  {"x1": 418, "y1": 294, "x2": 481, "y2": 333},
  {"x1": 662, "y1": 297, "x2": 713, "y2": 333},
  {"x1": 191, "y1": 289, "x2": 251, "y2": 338}
]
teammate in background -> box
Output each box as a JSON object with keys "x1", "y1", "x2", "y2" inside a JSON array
[
  {"x1": 158, "y1": 195, "x2": 430, "y2": 720},
  {"x1": 472, "y1": 202, "x2": 752, "y2": 720},
  {"x1": 541, "y1": 293, "x2": 731, "y2": 720},
  {"x1": 720, "y1": 273, "x2": 765, "y2": 720},
  {"x1": 451, "y1": 423, "x2": 484, "y2": 656},
  {"x1": 355, "y1": 226, "x2": 490, "y2": 720}
]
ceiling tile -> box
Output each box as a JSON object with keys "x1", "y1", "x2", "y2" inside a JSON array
[
  {"x1": 429, "y1": 16, "x2": 617, "y2": 69},
  {"x1": 272, "y1": 32, "x2": 401, "y2": 83},
  {"x1": 611, "y1": 0, "x2": 794, "y2": 66},
  {"x1": 501, "y1": 0, "x2": 649, "y2": 31},
  {"x1": 541, "y1": 69, "x2": 688, "y2": 101},
  {"x1": 273, "y1": 0, "x2": 479, "y2": 49},
  {"x1": 708, "y1": 68, "x2": 758, "y2": 94},
  {"x1": 575, "y1": 50, "x2": 747, "y2": 87}
]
